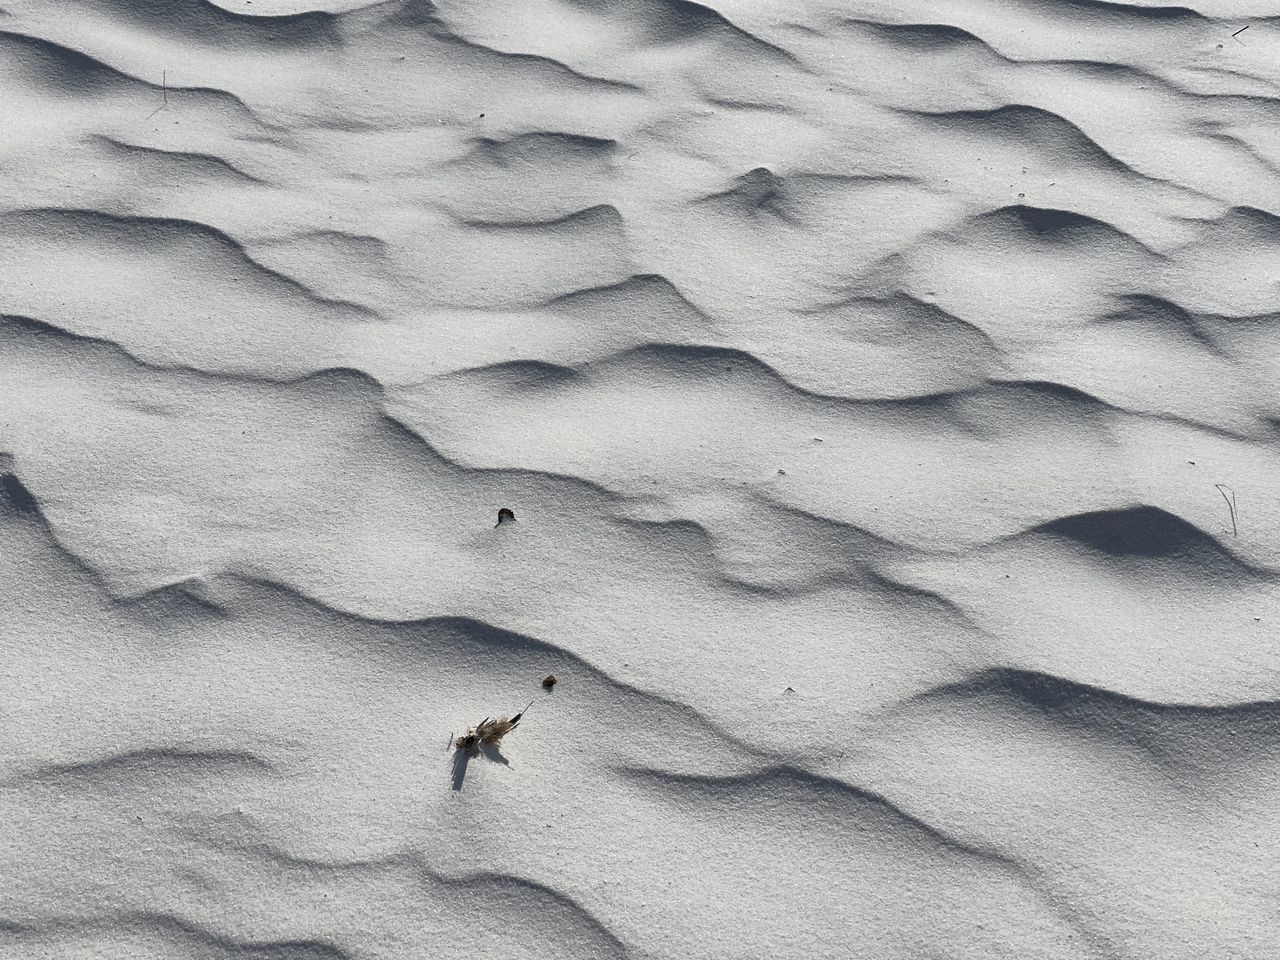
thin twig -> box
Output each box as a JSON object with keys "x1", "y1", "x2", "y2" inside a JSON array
[
  {"x1": 146, "y1": 69, "x2": 168, "y2": 121},
  {"x1": 1214, "y1": 483, "x2": 1238, "y2": 537}
]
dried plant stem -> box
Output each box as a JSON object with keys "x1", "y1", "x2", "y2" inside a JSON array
[{"x1": 1215, "y1": 483, "x2": 1238, "y2": 537}]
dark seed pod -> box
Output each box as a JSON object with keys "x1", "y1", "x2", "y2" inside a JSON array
[{"x1": 496, "y1": 507, "x2": 516, "y2": 526}]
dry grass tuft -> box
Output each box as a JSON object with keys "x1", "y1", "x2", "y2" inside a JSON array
[{"x1": 450, "y1": 701, "x2": 533, "y2": 753}]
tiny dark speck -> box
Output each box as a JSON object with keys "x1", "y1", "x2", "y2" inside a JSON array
[
  {"x1": 543, "y1": 674, "x2": 556, "y2": 689},
  {"x1": 496, "y1": 507, "x2": 516, "y2": 526},
  {"x1": 784, "y1": 687, "x2": 795, "y2": 694}
]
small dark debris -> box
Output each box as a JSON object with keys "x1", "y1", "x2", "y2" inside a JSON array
[
  {"x1": 479, "y1": 112, "x2": 486, "y2": 118},
  {"x1": 543, "y1": 674, "x2": 556, "y2": 689},
  {"x1": 496, "y1": 507, "x2": 516, "y2": 526},
  {"x1": 777, "y1": 469, "x2": 786, "y2": 475},
  {"x1": 784, "y1": 687, "x2": 795, "y2": 694},
  {"x1": 1232, "y1": 25, "x2": 1249, "y2": 38}
]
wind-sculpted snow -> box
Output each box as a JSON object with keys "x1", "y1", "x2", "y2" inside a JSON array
[{"x1": 3, "y1": 0, "x2": 1279, "y2": 956}]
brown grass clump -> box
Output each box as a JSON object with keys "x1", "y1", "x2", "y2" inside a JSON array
[{"x1": 450, "y1": 701, "x2": 533, "y2": 753}]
